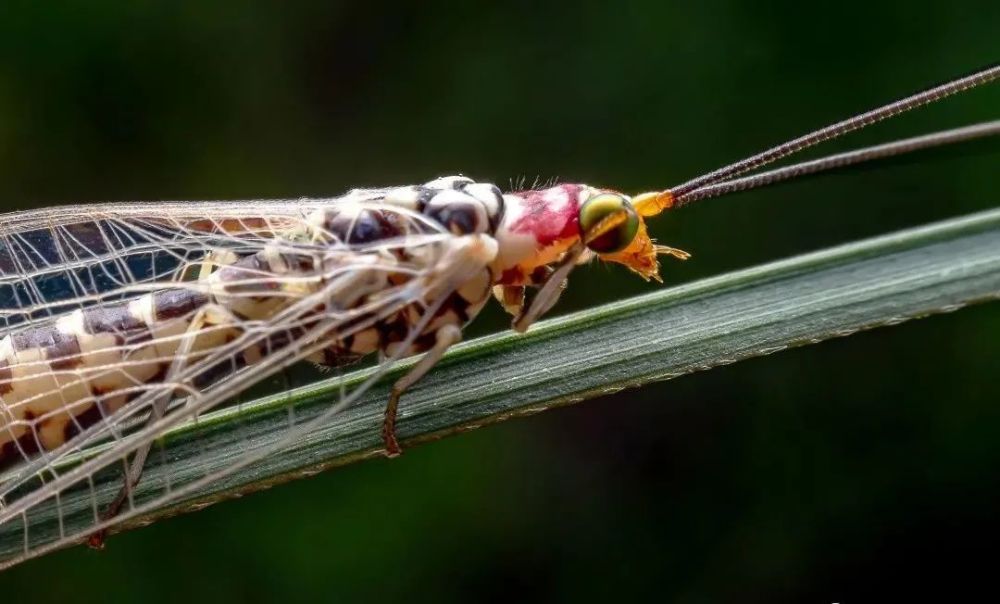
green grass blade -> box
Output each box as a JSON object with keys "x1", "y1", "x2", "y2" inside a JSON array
[{"x1": 2, "y1": 206, "x2": 999, "y2": 566}]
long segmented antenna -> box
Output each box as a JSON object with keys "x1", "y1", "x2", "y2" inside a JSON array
[
  {"x1": 681, "y1": 119, "x2": 1000, "y2": 204},
  {"x1": 667, "y1": 63, "x2": 1000, "y2": 205}
]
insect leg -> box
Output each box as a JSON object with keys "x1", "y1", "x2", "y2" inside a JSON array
[
  {"x1": 492, "y1": 284, "x2": 526, "y2": 318},
  {"x1": 512, "y1": 243, "x2": 585, "y2": 333},
  {"x1": 382, "y1": 324, "x2": 462, "y2": 458},
  {"x1": 494, "y1": 251, "x2": 587, "y2": 321},
  {"x1": 87, "y1": 303, "x2": 235, "y2": 549}
]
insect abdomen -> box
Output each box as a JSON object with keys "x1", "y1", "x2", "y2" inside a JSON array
[{"x1": 0, "y1": 288, "x2": 216, "y2": 468}]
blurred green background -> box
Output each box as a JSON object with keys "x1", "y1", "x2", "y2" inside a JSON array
[{"x1": 1, "y1": 1, "x2": 998, "y2": 601}]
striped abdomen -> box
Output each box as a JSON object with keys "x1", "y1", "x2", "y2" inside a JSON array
[
  {"x1": 0, "y1": 287, "x2": 220, "y2": 468},
  {"x1": 0, "y1": 240, "x2": 345, "y2": 468}
]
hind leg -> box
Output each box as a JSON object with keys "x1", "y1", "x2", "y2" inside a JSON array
[{"x1": 87, "y1": 303, "x2": 237, "y2": 549}]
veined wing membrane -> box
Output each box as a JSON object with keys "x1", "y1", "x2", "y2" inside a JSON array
[{"x1": 0, "y1": 193, "x2": 460, "y2": 562}]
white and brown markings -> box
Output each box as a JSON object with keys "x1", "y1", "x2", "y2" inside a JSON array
[{"x1": 0, "y1": 176, "x2": 504, "y2": 470}]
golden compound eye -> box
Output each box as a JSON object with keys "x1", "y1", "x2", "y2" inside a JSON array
[{"x1": 578, "y1": 193, "x2": 640, "y2": 253}]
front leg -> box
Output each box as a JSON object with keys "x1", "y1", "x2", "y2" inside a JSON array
[{"x1": 512, "y1": 243, "x2": 585, "y2": 333}]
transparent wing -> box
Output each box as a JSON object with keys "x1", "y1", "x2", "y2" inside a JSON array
[
  {"x1": 0, "y1": 193, "x2": 406, "y2": 327},
  {"x1": 0, "y1": 193, "x2": 462, "y2": 567}
]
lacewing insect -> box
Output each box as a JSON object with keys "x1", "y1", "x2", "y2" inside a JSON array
[{"x1": 0, "y1": 64, "x2": 997, "y2": 569}]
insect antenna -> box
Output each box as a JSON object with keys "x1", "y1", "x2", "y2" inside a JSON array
[
  {"x1": 667, "y1": 63, "x2": 1000, "y2": 206},
  {"x1": 680, "y1": 119, "x2": 1000, "y2": 204}
]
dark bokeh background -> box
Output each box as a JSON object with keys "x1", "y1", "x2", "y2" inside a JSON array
[{"x1": 1, "y1": 2, "x2": 998, "y2": 601}]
